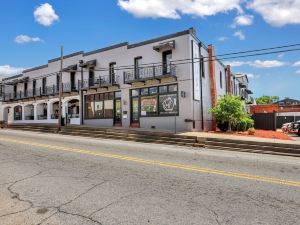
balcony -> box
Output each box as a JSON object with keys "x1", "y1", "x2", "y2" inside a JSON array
[
  {"x1": 80, "y1": 75, "x2": 120, "y2": 90},
  {"x1": 124, "y1": 64, "x2": 176, "y2": 84}
]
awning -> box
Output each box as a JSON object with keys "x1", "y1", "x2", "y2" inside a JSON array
[
  {"x1": 153, "y1": 40, "x2": 175, "y2": 52},
  {"x1": 79, "y1": 60, "x2": 97, "y2": 68},
  {"x1": 63, "y1": 64, "x2": 78, "y2": 72}
]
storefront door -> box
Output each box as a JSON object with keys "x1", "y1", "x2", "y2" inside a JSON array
[
  {"x1": 131, "y1": 97, "x2": 140, "y2": 127},
  {"x1": 114, "y1": 99, "x2": 122, "y2": 126}
]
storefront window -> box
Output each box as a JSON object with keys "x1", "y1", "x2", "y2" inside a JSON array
[
  {"x1": 131, "y1": 89, "x2": 139, "y2": 97},
  {"x1": 94, "y1": 94, "x2": 104, "y2": 119},
  {"x1": 85, "y1": 91, "x2": 119, "y2": 119},
  {"x1": 14, "y1": 106, "x2": 22, "y2": 120},
  {"x1": 141, "y1": 96, "x2": 157, "y2": 116},
  {"x1": 159, "y1": 86, "x2": 168, "y2": 93},
  {"x1": 104, "y1": 100, "x2": 113, "y2": 118},
  {"x1": 131, "y1": 84, "x2": 178, "y2": 117},
  {"x1": 159, "y1": 93, "x2": 178, "y2": 115},
  {"x1": 141, "y1": 88, "x2": 149, "y2": 96}
]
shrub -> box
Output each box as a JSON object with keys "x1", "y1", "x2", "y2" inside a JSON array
[
  {"x1": 217, "y1": 121, "x2": 228, "y2": 132},
  {"x1": 245, "y1": 117, "x2": 254, "y2": 130},
  {"x1": 236, "y1": 119, "x2": 247, "y2": 132},
  {"x1": 248, "y1": 128, "x2": 256, "y2": 135}
]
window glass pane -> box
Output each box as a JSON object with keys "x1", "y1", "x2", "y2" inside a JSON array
[
  {"x1": 131, "y1": 89, "x2": 139, "y2": 97},
  {"x1": 94, "y1": 94, "x2": 100, "y2": 101},
  {"x1": 94, "y1": 100, "x2": 103, "y2": 119},
  {"x1": 159, "y1": 94, "x2": 178, "y2": 115},
  {"x1": 141, "y1": 88, "x2": 148, "y2": 96},
  {"x1": 159, "y1": 86, "x2": 168, "y2": 93},
  {"x1": 109, "y1": 92, "x2": 114, "y2": 100},
  {"x1": 99, "y1": 93, "x2": 104, "y2": 100},
  {"x1": 85, "y1": 95, "x2": 95, "y2": 119},
  {"x1": 140, "y1": 96, "x2": 157, "y2": 116},
  {"x1": 115, "y1": 91, "x2": 121, "y2": 98},
  {"x1": 104, "y1": 100, "x2": 114, "y2": 118},
  {"x1": 104, "y1": 93, "x2": 109, "y2": 100},
  {"x1": 168, "y1": 85, "x2": 177, "y2": 93},
  {"x1": 149, "y1": 87, "x2": 158, "y2": 95}
]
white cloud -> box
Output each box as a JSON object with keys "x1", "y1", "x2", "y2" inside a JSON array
[
  {"x1": 217, "y1": 36, "x2": 228, "y2": 42},
  {"x1": 249, "y1": 60, "x2": 286, "y2": 68},
  {"x1": 15, "y1": 35, "x2": 43, "y2": 44},
  {"x1": 277, "y1": 53, "x2": 285, "y2": 58},
  {"x1": 293, "y1": 61, "x2": 300, "y2": 67},
  {"x1": 118, "y1": 0, "x2": 242, "y2": 19},
  {"x1": 34, "y1": 3, "x2": 59, "y2": 26},
  {"x1": 248, "y1": 0, "x2": 300, "y2": 27},
  {"x1": 232, "y1": 14, "x2": 254, "y2": 27},
  {"x1": 233, "y1": 30, "x2": 245, "y2": 40},
  {"x1": 0, "y1": 65, "x2": 24, "y2": 77},
  {"x1": 224, "y1": 60, "x2": 247, "y2": 67},
  {"x1": 245, "y1": 73, "x2": 260, "y2": 79},
  {"x1": 225, "y1": 60, "x2": 286, "y2": 68},
  {"x1": 296, "y1": 70, "x2": 300, "y2": 74}
]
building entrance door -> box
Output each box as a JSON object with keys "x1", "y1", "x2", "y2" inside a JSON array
[
  {"x1": 114, "y1": 99, "x2": 122, "y2": 126},
  {"x1": 131, "y1": 97, "x2": 140, "y2": 127}
]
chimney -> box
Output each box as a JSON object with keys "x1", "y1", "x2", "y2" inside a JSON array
[
  {"x1": 208, "y1": 44, "x2": 217, "y2": 130},
  {"x1": 226, "y1": 65, "x2": 232, "y2": 94}
]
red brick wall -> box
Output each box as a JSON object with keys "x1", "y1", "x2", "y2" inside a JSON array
[{"x1": 250, "y1": 104, "x2": 300, "y2": 114}]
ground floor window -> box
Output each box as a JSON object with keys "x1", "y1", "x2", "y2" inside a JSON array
[
  {"x1": 14, "y1": 106, "x2": 22, "y2": 120},
  {"x1": 85, "y1": 91, "x2": 120, "y2": 119},
  {"x1": 131, "y1": 84, "x2": 178, "y2": 117}
]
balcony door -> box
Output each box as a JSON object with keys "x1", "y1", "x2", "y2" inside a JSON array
[
  {"x1": 42, "y1": 77, "x2": 47, "y2": 94},
  {"x1": 130, "y1": 89, "x2": 140, "y2": 127},
  {"x1": 134, "y1": 57, "x2": 142, "y2": 79},
  {"x1": 163, "y1": 50, "x2": 172, "y2": 74},
  {"x1": 89, "y1": 68, "x2": 95, "y2": 87},
  {"x1": 109, "y1": 63, "x2": 116, "y2": 84},
  {"x1": 24, "y1": 82, "x2": 28, "y2": 97},
  {"x1": 70, "y1": 72, "x2": 76, "y2": 90}
]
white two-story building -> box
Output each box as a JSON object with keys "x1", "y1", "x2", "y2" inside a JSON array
[{"x1": 0, "y1": 28, "x2": 251, "y2": 132}]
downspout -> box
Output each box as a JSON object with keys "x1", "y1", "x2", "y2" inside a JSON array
[
  {"x1": 191, "y1": 40, "x2": 195, "y2": 129},
  {"x1": 199, "y1": 42, "x2": 204, "y2": 131}
]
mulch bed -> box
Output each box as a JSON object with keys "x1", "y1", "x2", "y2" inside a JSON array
[{"x1": 210, "y1": 130, "x2": 293, "y2": 141}]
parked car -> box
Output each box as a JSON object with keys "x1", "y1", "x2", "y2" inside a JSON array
[
  {"x1": 288, "y1": 122, "x2": 300, "y2": 135},
  {"x1": 281, "y1": 123, "x2": 291, "y2": 133}
]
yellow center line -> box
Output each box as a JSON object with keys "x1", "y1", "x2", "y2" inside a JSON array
[{"x1": 1, "y1": 137, "x2": 300, "y2": 188}]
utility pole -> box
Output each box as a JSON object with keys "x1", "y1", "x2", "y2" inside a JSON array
[{"x1": 58, "y1": 46, "x2": 63, "y2": 132}]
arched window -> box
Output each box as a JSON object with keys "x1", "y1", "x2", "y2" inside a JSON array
[{"x1": 14, "y1": 106, "x2": 22, "y2": 120}]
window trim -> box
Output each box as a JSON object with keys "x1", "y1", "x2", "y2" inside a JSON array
[{"x1": 130, "y1": 84, "x2": 179, "y2": 118}]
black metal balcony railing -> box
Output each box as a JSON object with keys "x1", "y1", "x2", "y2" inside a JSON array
[
  {"x1": 51, "y1": 114, "x2": 59, "y2": 119},
  {"x1": 80, "y1": 75, "x2": 119, "y2": 89},
  {"x1": 124, "y1": 64, "x2": 176, "y2": 84},
  {"x1": 2, "y1": 82, "x2": 82, "y2": 102}
]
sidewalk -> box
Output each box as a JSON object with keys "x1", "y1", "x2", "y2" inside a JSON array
[{"x1": 181, "y1": 131, "x2": 300, "y2": 146}]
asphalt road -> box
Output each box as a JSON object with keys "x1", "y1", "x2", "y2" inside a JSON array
[{"x1": 0, "y1": 129, "x2": 300, "y2": 225}]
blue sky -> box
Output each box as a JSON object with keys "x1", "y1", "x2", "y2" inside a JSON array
[{"x1": 0, "y1": 0, "x2": 300, "y2": 99}]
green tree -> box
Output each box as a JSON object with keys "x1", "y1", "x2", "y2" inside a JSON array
[
  {"x1": 256, "y1": 95, "x2": 279, "y2": 104},
  {"x1": 210, "y1": 95, "x2": 247, "y2": 131}
]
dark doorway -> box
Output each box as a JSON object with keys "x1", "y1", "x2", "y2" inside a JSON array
[
  {"x1": 162, "y1": 50, "x2": 172, "y2": 74},
  {"x1": 114, "y1": 99, "x2": 122, "y2": 126},
  {"x1": 131, "y1": 97, "x2": 140, "y2": 127},
  {"x1": 70, "y1": 72, "x2": 76, "y2": 90}
]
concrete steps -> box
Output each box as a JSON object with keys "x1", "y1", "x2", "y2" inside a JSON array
[
  {"x1": 205, "y1": 138, "x2": 300, "y2": 157},
  {"x1": 7, "y1": 124, "x2": 200, "y2": 147},
  {"x1": 6, "y1": 124, "x2": 300, "y2": 157}
]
